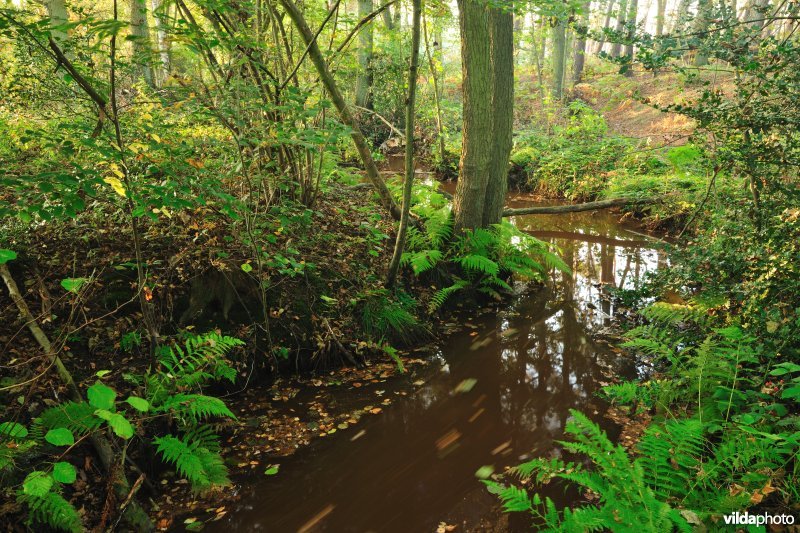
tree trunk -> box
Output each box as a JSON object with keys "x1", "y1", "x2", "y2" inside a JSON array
[
  {"x1": 151, "y1": 0, "x2": 171, "y2": 86},
  {"x1": 45, "y1": 0, "x2": 69, "y2": 46},
  {"x1": 693, "y1": 0, "x2": 713, "y2": 65},
  {"x1": 655, "y1": 0, "x2": 666, "y2": 35},
  {"x1": 355, "y1": 0, "x2": 374, "y2": 109},
  {"x1": 423, "y1": 11, "x2": 446, "y2": 161},
  {"x1": 279, "y1": 0, "x2": 401, "y2": 219},
  {"x1": 551, "y1": 15, "x2": 567, "y2": 99},
  {"x1": 572, "y1": 0, "x2": 590, "y2": 84},
  {"x1": 386, "y1": 0, "x2": 421, "y2": 288},
  {"x1": 595, "y1": 0, "x2": 616, "y2": 53},
  {"x1": 129, "y1": 0, "x2": 155, "y2": 87},
  {"x1": 453, "y1": 0, "x2": 492, "y2": 232},
  {"x1": 483, "y1": 7, "x2": 514, "y2": 227},
  {"x1": 610, "y1": 0, "x2": 628, "y2": 58},
  {"x1": 623, "y1": 0, "x2": 637, "y2": 75}
]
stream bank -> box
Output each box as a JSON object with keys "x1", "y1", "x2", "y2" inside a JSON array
[{"x1": 173, "y1": 194, "x2": 667, "y2": 532}]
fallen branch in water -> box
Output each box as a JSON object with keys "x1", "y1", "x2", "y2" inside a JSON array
[{"x1": 501, "y1": 197, "x2": 659, "y2": 217}]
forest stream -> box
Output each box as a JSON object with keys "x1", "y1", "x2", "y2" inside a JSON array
[{"x1": 207, "y1": 194, "x2": 666, "y2": 532}]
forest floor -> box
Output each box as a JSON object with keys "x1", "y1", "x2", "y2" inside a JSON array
[{"x1": 0, "y1": 184, "x2": 446, "y2": 531}]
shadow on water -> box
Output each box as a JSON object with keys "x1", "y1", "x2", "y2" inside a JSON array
[{"x1": 207, "y1": 194, "x2": 666, "y2": 532}]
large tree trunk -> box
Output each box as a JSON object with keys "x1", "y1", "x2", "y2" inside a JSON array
[
  {"x1": 386, "y1": 0, "x2": 421, "y2": 287},
  {"x1": 279, "y1": 0, "x2": 400, "y2": 219},
  {"x1": 483, "y1": 7, "x2": 514, "y2": 227},
  {"x1": 551, "y1": 15, "x2": 567, "y2": 99},
  {"x1": 573, "y1": 0, "x2": 591, "y2": 84},
  {"x1": 453, "y1": 0, "x2": 492, "y2": 232},
  {"x1": 129, "y1": 0, "x2": 155, "y2": 87},
  {"x1": 355, "y1": 0, "x2": 375, "y2": 109}
]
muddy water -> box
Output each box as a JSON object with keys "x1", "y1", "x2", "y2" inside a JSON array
[{"x1": 209, "y1": 194, "x2": 665, "y2": 532}]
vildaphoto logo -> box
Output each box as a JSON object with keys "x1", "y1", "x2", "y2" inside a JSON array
[{"x1": 723, "y1": 511, "x2": 795, "y2": 526}]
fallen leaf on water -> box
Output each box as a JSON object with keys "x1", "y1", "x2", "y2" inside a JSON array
[
  {"x1": 264, "y1": 464, "x2": 280, "y2": 476},
  {"x1": 475, "y1": 465, "x2": 495, "y2": 479},
  {"x1": 454, "y1": 378, "x2": 478, "y2": 394},
  {"x1": 437, "y1": 522, "x2": 457, "y2": 532}
]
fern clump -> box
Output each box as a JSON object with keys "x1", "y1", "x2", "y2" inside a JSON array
[{"x1": 359, "y1": 288, "x2": 425, "y2": 344}]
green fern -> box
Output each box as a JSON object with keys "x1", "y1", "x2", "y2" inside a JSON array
[
  {"x1": 428, "y1": 280, "x2": 469, "y2": 313},
  {"x1": 401, "y1": 249, "x2": 443, "y2": 275},
  {"x1": 19, "y1": 491, "x2": 82, "y2": 533},
  {"x1": 157, "y1": 393, "x2": 236, "y2": 423},
  {"x1": 154, "y1": 432, "x2": 230, "y2": 492},
  {"x1": 360, "y1": 289, "x2": 424, "y2": 344},
  {"x1": 36, "y1": 401, "x2": 103, "y2": 436},
  {"x1": 156, "y1": 332, "x2": 242, "y2": 389}
]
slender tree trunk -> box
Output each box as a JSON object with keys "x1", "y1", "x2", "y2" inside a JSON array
[
  {"x1": 423, "y1": 11, "x2": 446, "y2": 161},
  {"x1": 671, "y1": 0, "x2": 691, "y2": 34},
  {"x1": 129, "y1": 0, "x2": 155, "y2": 86},
  {"x1": 355, "y1": 0, "x2": 374, "y2": 109},
  {"x1": 386, "y1": 0, "x2": 421, "y2": 288},
  {"x1": 483, "y1": 7, "x2": 514, "y2": 226},
  {"x1": 382, "y1": 5, "x2": 395, "y2": 29},
  {"x1": 623, "y1": 0, "x2": 638, "y2": 75},
  {"x1": 595, "y1": 0, "x2": 617, "y2": 53},
  {"x1": 279, "y1": 0, "x2": 400, "y2": 219},
  {"x1": 693, "y1": 0, "x2": 712, "y2": 65},
  {"x1": 453, "y1": 0, "x2": 492, "y2": 232},
  {"x1": 151, "y1": 0, "x2": 170, "y2": 85},
  {"x1": 610, "y1": 0, "x2": 628, "y2": 58},
  {"x1": 551, "y1": 15, "x2": 567, "y2": 99},
  {"x1": 656, "y1": 0, "x2": 666, "y2": 35},
  {"x1": 572, "y1": 0, "x2": 590, "y2": 84}
]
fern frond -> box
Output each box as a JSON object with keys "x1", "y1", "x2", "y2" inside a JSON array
[
  {"x1": 154, "y1": 433, "x2": 230, "y2": 492},
  {"x1": 428, "y1": 280, "x2": 469, "y2": 313},
  {"x1": 158, "y1": 394, "x2": 236, "y2": 422},
  {"x1": 36, "y1": 401, "x2": 102, "y2": 436},
  {"x1": 20, "y1": 491, "x2": 83, "y2": 533}
]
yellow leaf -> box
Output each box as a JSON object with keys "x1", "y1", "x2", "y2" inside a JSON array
[
  {"x1": 103, "y1": 177, "x2": 127, "y2": 198},
  {"x1": 151, "y1": 133, "x2": 161, "y2": 143}
]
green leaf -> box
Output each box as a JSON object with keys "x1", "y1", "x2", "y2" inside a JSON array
[
  {"x1": 0, "y1": 421, "x2": 28, "y2": 439},
  {"x1": 45, "y1": 428, "x2": 75, "y2": 447},
  {"x1": 781, "y1": 385, "x2": 800, "y2": 401},
  {"x1": 52, "y1": 462, "x2": 77, "y2": 484},
  {"x1": 94, "y1": 409, "x2": 134, "y2": 439},
  {"x1": 125, "y1": 396, "x2": 150, "y2": 412},
  {"x1": 60, "y1": 277, "x2": 88, "y2": 293},
  {"x1": 0, "y1": 249, "x2": 17, "y2": 265},
  {"x1": 264, "y1": 464, "x2": 280, "y2": 476},
  {"x1": 87, "y1": 381, "x2": 116, "y2": 410},
  {"x1": 95, "y1": 370, "x2": 112, "y2": 378},
  {"x1": 23, "y1": 471, "x2": 53, "y2": 497},
  {"x1": 240, "y1": 263, "x2": 253, "y2": 273}
]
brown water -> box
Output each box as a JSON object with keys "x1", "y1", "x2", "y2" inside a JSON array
[{"x1": 207, "y1": 194, "x2": 665, "y2": 533}]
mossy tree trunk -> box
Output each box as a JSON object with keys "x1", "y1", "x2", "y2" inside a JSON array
[
  {"x1": 453, "y1": 0, "x2": 492, "y2": 232},
  {"x1": 453, "y1": 0, "x2": 514, "y2": 232},
  {"x1": 483, "y1": 7, "x2": 513, "y2": 227}
]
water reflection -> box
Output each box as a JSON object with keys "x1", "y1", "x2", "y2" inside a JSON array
[{"x1": 208, "y1": 200, "x2": 664, "y2": 533}]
